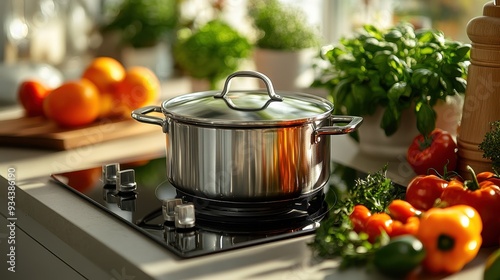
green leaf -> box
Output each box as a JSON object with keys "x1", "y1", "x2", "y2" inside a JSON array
[
  {"x1": 417, "y1": 30, "x2": 434, "y2": 43},
  {"x1": 450, "y1": 45, "x2": 471, "y2": 63},
  {"x1": 429, "y1": 72, "x2": 440, "y2": 91},
  {"x1": 415, "y1": 101, "x2": 436, "y2": 135},
  {"x1": 411, "y1": 68, "x2": 433, "y2": 88},
  {"x1": 351, "y1": 83, "x2": 372, "y2": 114},
  {"x1": 332, "y1": 78, "x2": 352, "y2": 113},
  {"x1": 381, "y1": 103, "x2": 401, "y2": 136},
  {"x1": 387, "y1": 81, "x2": 410, "y2": 101},
  {"x1": 441, "y1": 64, "x2": 462, "y2": 77},
  {"x1": 372, "y1": 50, "x2": 391, "y2": 67},
  {"x1": 452, "y1": 77, "x2": 467, "y2": 94},
  {"x1": 384, "y1": 29, "x2": 402, "y2": 42}
]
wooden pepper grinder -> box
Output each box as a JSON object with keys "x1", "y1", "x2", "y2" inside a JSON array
[{"x1": 457, "y1": 1, "x2": 500, "y2": 177}]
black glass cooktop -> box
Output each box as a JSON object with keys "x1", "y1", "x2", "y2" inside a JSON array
[{"x1": 50, "y1": 156, "x2": 363, "y2": 258}]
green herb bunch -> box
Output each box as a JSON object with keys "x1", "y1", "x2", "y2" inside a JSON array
[
  {"x1": 479, "y1": 120, "x2": 500, "y2": 172},
  {"x1": 309, "y1": 165, "x2": 406, "y2": 269},
  {"x1": 173, "y1": 19, "x2": 252, "y2": 89},
  {"x1": 102, "y1": 0, "x2": 179, "y2": 48},
  {"x1": 247, "y1": 0, "x2": 320, "y2": 51},
  {"x1": 312, "y1": 23, "x2": 470, "y2": 137}
]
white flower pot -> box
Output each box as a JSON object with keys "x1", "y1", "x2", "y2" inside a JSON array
[
  {"x1": 122, "y1": 42, "x2": 173, "y2": 79},
  {"x1": 358, "y1": 107, "x2": 419, "y2": 159},
  {"x1": 434, "y1": 94, "x2": 464, "y2": 137},
  {"x1": 253, "y1": 48, "x2": 317, "y2": 91}
]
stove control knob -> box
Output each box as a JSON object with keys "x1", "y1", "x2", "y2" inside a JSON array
[
  {"x1": 102, "y1": 163, "x2": 119, "y2": 186},
  {"x1": 116, "y1": 169, "x2": 137, "y2": 193},
  {"x1": 162, "y1": 198, "x2": 183, "y2": 222},
  {"x1": 175, "y1": 203, "x2": 196, "y2": 229}
]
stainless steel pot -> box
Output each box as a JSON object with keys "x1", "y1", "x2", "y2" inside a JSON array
[{"x1": 132, "y1": 71, "x2": 362, "y2": 201}]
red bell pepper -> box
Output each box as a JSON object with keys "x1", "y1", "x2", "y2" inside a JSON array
[{"x1": 440, "y1": 166, "x2": 500, "y2": 247}]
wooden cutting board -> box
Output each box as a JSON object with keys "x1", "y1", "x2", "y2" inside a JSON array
[{"x1": 0, "y1": 116, "x2": 160, "y2": 150}]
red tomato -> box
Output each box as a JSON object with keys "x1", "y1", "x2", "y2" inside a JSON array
[
  {"x1": 349, "y1": 205, "x2": 372, "y2": 233},
  {"x1": 405, "y1": 175, "x2": 449, "y2": 211},
  {"x1": 407, "y1": 129, "x2": 457, "y2": 175},
  {"x1": 364, "y1": 213, "x2": 393, "y2": 242},
  {"x1": 387, "y1": 199, "x2": 419, "y2": 222}
]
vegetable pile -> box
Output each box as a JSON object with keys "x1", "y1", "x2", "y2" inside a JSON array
[{"x1": 310, "y1": 163, "x2": 500, "y2": 278}]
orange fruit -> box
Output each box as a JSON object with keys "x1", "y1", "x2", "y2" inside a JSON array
[
  {"x1": 43, "y1": 79, "x2": 100, "y2": 127},
  {"x1": 114, "y1": 66, "x2": 160, "y2": 114},
  {"x1": 81, "y1": 57, "x2": 125, "y2": 93},
  {"x1": 98, "y1": 91, "x2": 117, "y2": 119}
]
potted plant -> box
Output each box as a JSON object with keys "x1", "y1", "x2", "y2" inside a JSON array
[
  {"x1": 312, "y1": 23, "x2": 470, "y2": 157},
  {"x1": 247, "y1": 0, "x2": 321, "y2": 90},
  {"x1": 172, "y1": 19, "x2": 252, "y2": 90},
  {"x1": 101, "y1": 0, "x2": 179, "y2": 78}
]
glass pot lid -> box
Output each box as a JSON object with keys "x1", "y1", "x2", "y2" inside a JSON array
[{"x1": 161, "y1": 71, "x2": 334, "y2": 127}]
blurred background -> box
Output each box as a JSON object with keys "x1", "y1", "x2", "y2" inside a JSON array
[{"x1": 0, "y1": 0, "x2": 491, "y2": 103}]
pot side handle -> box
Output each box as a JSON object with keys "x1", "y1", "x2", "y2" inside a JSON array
[
  {"x1": 131, "y1": 106, "x2": 167, "y2": 132},
  {"x1": 314, "y1": 116, "x2": 363, "y2": 142}
]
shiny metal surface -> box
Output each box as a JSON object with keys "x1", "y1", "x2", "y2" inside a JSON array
[
  {"x1": 102, "y1": 163, "x2": 119, "y2": 185},
  {"x1": 131, "y1": 71, "x2": 363, "y2": 201},
  {"x1": 162, "y1": 198, "x2": 183, "y2": 222},
  {"x1": 215, "y1": 70, "x2": 283, "y2": 101},
  {"x1": 174, "y1": 203, "x2": 196, "y2": 228},
  {"x1": 116, "y1": 169, "x2": 137, "y2": 193},
  {"x1": 133, "y1": 108, "x2": 361, "y2": 201},
  {"x1": 165, "y1": 119, "x2": 331, "y2": 200}
]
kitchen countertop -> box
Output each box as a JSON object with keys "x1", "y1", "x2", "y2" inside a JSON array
[{"x1": 0, "y1": 78, "x2": 492, "y2": 279}]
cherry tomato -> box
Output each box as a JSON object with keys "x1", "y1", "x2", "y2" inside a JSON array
[
  {"x1": 364, "y1": 213, "x2": 393, "y2": 242},
  {"x1": 349, "y1": 205, "x2": 372, "y2": 233},
  {"x1": 387, "y1": 199, "x2": 419, "y2": 222},
  {"x1": 405, "y1": 175, "x2": 449, "y2": 211},
  {"x1": 407, "y1": 129, "x2": 457, "y2": 175}
]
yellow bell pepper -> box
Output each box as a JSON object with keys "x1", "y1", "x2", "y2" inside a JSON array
[{"x1": 416, "y1": 205, "x2": 482, "y2": 274}]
